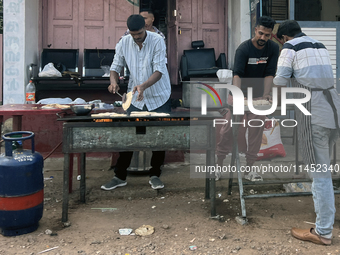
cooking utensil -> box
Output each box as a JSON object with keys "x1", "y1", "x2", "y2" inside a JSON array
[
  {"x1": 116, "y1": 92, "x2": 127, "y2": 103},
  {"x1": 70, "y1": 104, "x2": 94, "y2": 116}
]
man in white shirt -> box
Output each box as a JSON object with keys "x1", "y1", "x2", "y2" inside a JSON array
[
  {"x1": 120, "y1": 9, "x2": 166, "y2": 41},
  {"x1": 101, "y1": 14, "x2": 171, "y2": 191}
]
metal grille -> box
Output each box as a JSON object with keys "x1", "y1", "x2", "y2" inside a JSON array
[{"x1": 262, "y1": 0, "x2": 288, "y2": 21}]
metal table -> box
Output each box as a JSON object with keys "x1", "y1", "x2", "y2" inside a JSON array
[
  {"x1": 59, "y1": 112, "x2": 217, "y2": 222},
  {"x1": 226, "y1": 104, "x2": 339, "y2": 223}
]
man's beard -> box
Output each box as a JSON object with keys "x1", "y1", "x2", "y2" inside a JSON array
[{"x1": 257, "y1": 39, "x2": 266, "y2": 46}]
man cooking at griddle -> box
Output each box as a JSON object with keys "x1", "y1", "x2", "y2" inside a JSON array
[{"x1": 101, "y1": 14, "x2": 171, "y2": 191}]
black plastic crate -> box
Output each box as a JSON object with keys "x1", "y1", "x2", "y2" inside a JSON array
[
  {"x1": 83, "y1": 49, "x2": 115, "y2": 77},
  {"x1": 40, "y1": 49, "x2": 79, "y2": 73}
]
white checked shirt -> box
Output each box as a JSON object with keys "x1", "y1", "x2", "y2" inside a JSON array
[{"x1": 110, "y1": 31, "x2": 171, "y2": 111}]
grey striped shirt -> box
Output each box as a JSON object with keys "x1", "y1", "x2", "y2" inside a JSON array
[
  {"x1": 274, "y1": 34, "x2": 340, "y2": 129},
  {"x1": 110, "y1": 31, "x2": 171, "y2": 111}
]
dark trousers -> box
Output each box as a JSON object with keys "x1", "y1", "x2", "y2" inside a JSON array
[{"x1": 114, "y1": 98, "x2": 171, "y2": 181}]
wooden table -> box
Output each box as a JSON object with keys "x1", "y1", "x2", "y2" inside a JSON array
[
  {"x1": 59, "y1": 112, "x2": 218, "y2": 222},
  {"x1": 0, "y1": 104, "x2": 65, "y2": 150}
]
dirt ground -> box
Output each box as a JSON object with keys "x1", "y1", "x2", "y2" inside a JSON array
[{"x1": 1, "y1": 152, "x2": 340, "y2": 255}]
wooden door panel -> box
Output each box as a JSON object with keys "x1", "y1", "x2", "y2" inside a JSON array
[
  {"x1": 178, "y1": 0, "x2": 193, "y2": 23},
  {"x1": 110, "y1": 0, "x2": 139, "y2": 44},
  {"x1": 46, "y1": 0, "x2": 79, "y2": 49},
  {"x1": 198, "y1": 0, "x2": 224, "y2": 56},
  {"x1": 81, "y1": 0, "x2": 109, "y2": 49},
  {"x1": 202, "y1": 29, "x2": 221, "y2": 58},
  {"x1": 52, "y1": 26, "x2": 74, "y2": 49},
  {"x1": 84, "y1": 27, "x2": 105, "y2": 48},
  {"x1": 168, "y1": 0, "x2": 179, "y2": 84},
  {"x1": 202, "y1": 0, "x2": 220, "y2": 24},
  {"x1": 53, "y1": 0, "x2": 74, "y2": 20},
  {"x1": 178, "y1": 29, "x2": 193, "y2": 55},
  {"x1": 43, "y1": 0, "x2": 135, "y2": 50},
  {"x1": 84, "y1": 0, "x2": 105, "y2": 21}
]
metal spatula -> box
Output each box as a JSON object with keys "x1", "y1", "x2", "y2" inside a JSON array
[{"x1": 116, "y1": 92, "x2": 126, "y2": 103}]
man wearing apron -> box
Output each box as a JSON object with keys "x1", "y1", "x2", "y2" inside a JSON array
[{"x1": 274, "y1": 20, "x2": 340, "y2": 245}]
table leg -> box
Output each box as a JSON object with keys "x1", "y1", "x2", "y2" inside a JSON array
[
  {"x1": 232, "y1": 114, "x2": 247, "y2": 219},
  {"x1": 12, "y1": 116, "x2": 22, "y2": 131},
  {"x1": 0, "y1": 115, "x2": 3, "y2": 153},
  {"x1": 62, "y1": 153, "x2": 70, "y2": 222},
  {"x1": 79, "y1": 153, "x2": 86, "y2": 203},
  {"x1": 295, "y1": 126, "x2": 299, "y2": 173},
  {"x1": 69, "y1": 153, "x2": 74, "y2": 193},
  {"x1": 205, "y1": 149, "x2": 210, "y2": 199},
  {"x1": 77, "y1": 153, "x2": 81, "y2": 176},
  {"x1": 205, "y1": 174, "x2": 210, "y2": 199},
  {"x1": 207, "y1": 149, "x2": 216, "y2": 217},
  {"x1": 228, "y1": 136, "x2": 237, "y2": 195},
  {"x1": 333, "y1": 143, "x2": 337, "y2": 166}
]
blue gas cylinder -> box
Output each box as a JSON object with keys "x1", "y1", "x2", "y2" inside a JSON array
[{"x1": 0, "y1": 131, "x2": 44, "y2": 236}]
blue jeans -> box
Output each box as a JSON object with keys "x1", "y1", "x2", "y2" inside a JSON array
[{"x1": 309, "y1": 124, "x2": 338, "y2": 238}]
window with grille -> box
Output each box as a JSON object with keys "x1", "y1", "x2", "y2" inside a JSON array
[{"x1": 262, "y1": 0, "x2": 288, "y2": 21}]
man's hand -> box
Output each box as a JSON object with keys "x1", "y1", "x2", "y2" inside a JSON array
[
  {"x1": 108, "y1": 83, "x2": 120, "y2": 94},
  {"x1": 132, "y1": 84, "x2": 146, "y2": 101},
  {"x1": 262, "y1": 94, "x2": 272, "y2": 102}
]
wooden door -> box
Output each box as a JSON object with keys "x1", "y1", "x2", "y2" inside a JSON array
[
  {"x1": 167, "y1": 0, "x2": 179, "y2": 84},
  {"x1": 168, "y1": 0, "x2": 226, "y2": 84},
  {"x1": 197, "y1": 0, "x2": 225, "y2": 58},
  {"x1": 42, "y1": 0, "x2": 138, "y2": 74},
  {"x1": 44, "y1": 0, "x2": 79, "y2": 49},
  {"x1": 178, "y1": 0, "x2": 225, "y2": 59}
]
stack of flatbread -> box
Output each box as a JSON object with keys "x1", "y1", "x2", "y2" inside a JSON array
[
  {"x1": 41, "y1": 104, "x2": 70, "y2": 109},
  {"x1": 91, "y1": 112, "x2": 127, "y2": 118},
  {"x1": 244, "y1": 99, "x2": 271, "y2": 106},
  {"x1": 129, "y1": 111, "x2": 170, "y2": 117}
]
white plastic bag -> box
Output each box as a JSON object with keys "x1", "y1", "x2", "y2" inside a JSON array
[
  {"x1": 101, "y1": 65, "x2": 110, "y2": 77},
  {"x1": 216, "y1": 69, "x2": 233, "y2": 83},
  {"x1": 38, "y1": 63, "x2": 62, "y2": 77},
  {"x1": 256, "y1": 118, "x2": 286, "y2": 160},
  {"x1": 37, "y1": 97, "x2": 73, "y2": 104}
]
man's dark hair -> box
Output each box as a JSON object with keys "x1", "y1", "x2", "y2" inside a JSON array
[
  {"x1": 127, "y1": 14, "x2": 145, "y2": 31},
  {"x1": 139, "y1": 8, "x2": 154, "y2": 15},
  {"x1": 256, "y1": 16, "x2": 276, "y2": 30},
  {"x1": 276, "y1": 20, "x2": 302, "y2": 40}
]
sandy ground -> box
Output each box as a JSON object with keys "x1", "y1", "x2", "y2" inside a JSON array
[
  {"x1": 1, "y1": 123, "x2": 340, "y2": 254},
  {"x1": 1, "y1": 153, "x2": 340, "y2": 255}
]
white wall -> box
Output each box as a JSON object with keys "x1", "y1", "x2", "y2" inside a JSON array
[
  {"x1": 3, "y1": 0, "x2": 39, "y2": 104},
  {"x1": 25, "y1": 0, "x2": 39, "y2": 81},
  {"x1": 228, "y1": 0, "x2": 250, "y2": 69}
]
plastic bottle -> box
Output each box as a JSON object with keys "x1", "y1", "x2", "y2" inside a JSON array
[{"x1": 26, "y1": 80, "x2": 36, "y2": 104}]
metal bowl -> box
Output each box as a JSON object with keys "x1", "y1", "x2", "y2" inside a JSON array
[{"x1": 70, "y1": 104, "x2": 94, "y2": 116}]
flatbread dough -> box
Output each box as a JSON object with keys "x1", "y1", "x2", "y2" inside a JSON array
[
  {"x1": 122, "y1": 92, "x2": 133, "y2": 111},
  {"x1": 130, "y1": 111, "x2": 151, "y2": 117},
  {"x1": 91, "y1": 112, "x2": 127, "y2": 118},
  {"x1": 41, "y1": 104, "x2": 70, "y2": 109},
  {"x1": 130, "y1": 111, "x2": 170, "y2": 117},
  {"x1": 244, "y1": 99, "x2": 270, "y2": 106}
]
